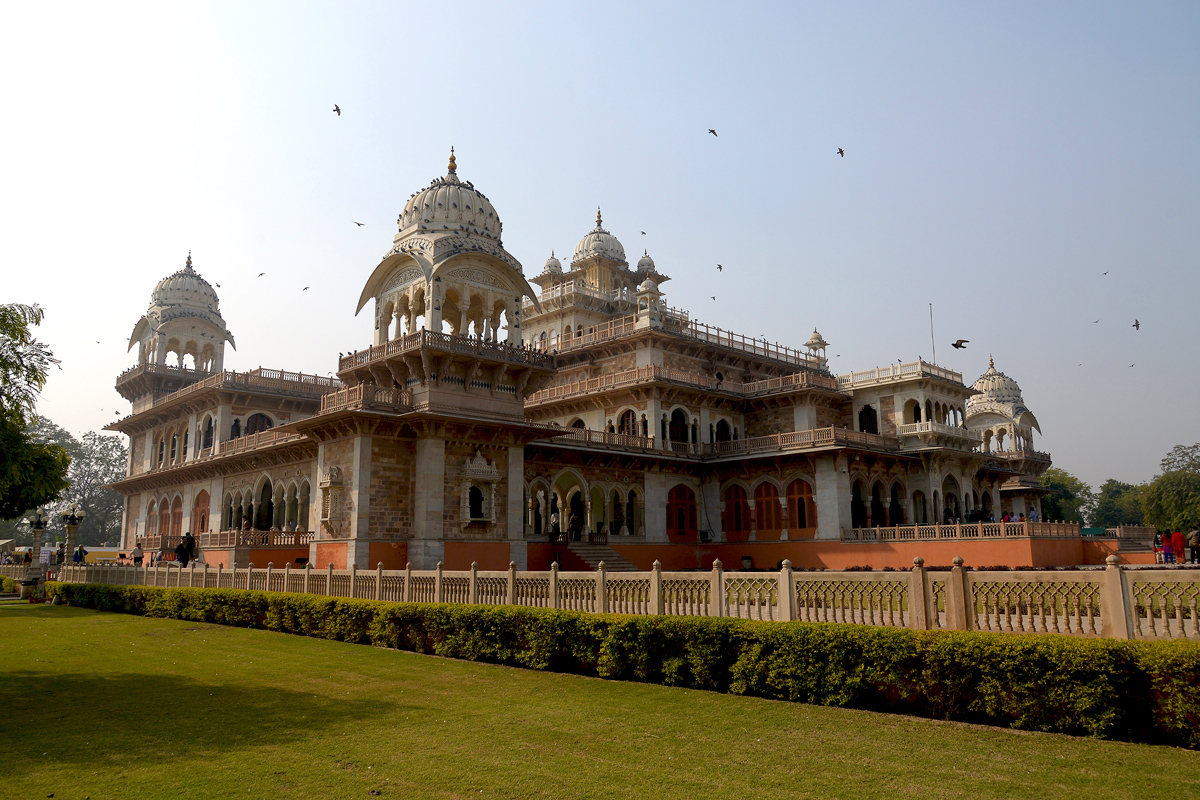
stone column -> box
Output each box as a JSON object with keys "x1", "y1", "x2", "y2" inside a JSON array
[
  {"x1": 814, "y1": 453, "x2": 852, "y2": 540},
  {"x1": 643, "y1": 470, "x2": 668, "y2": 543},
  {"x1": 412, "y1": 437, "x2": 446, "y2": 568},
  {"x1": 778, "y1": 496, "x2": 789, "y2": 540}
]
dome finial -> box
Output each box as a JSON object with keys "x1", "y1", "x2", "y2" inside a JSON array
[
  {"x1": 448, "y1": 146, "x2": 456, "y2": 174},
  {"x1": 185, "y1": 250, "x2": 193, "y2": 271},
  {"x1": 596, "y1": 206, "x2": 603, "y2": 228},
  {"x1": 989, "y1": 354, "x2": 994, "y2": 369}
]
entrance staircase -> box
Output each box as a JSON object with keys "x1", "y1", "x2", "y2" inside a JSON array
[{"x1": 565, "y1": 542, "x2": 640, "y2": 572}]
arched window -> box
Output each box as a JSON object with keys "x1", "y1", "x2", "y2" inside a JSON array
[
  {"x1": 156, "y1": 437, "x2": 165, "y2": 467},
  {"x1": 754, "y1": 483, "x2": 783, "y2": 540},
  {"x1": 870, "y1": 482, "x2": 886, "y2": 527},
  {"x1": 666, "y1": 485, "x2": 698, "y2": 542},
  {"x1": 182, "y1": 429, "x2": 189, "y2": 460},
  {"x1": 617, "y1": 409, "x2": 637, "y2": 436},
  {"x1": 230, "y1": 419, "x2": 242, "y2": 439},
  {"x1": 170, "y1": 496, "x2": 183, "y2": 537},
  {"x1": 715, "y1": 419, "x2": 732, "y2": 442},
  {"x1": 169, "y1": 434, "x2": 178, "y2": 464},
  {"x1": 569, "y1": 418, "x2": 586, "y2": 429},
  {"x1": 202, "y1": 417, "x2": 214, "y2": 449},
  {"x1": 723, "y1": 485, "x2": 751, "y2": 542},
  {"x1": 245, "y1": 413, "x2": 273, "y2": 435},
  {"x1": 787, "y1": 479, "x2": 815, "y2": 536},
  {"x1": 193, "y1": 490, "x2": 210, "y2": 533},
  {"x1": 668, "y1": 409, "x2": 689, "y2": 447},
  {"x1": 158, "y1": 499, "x2": 170, "y2": 538},
  {"x1": 625, "y1": 490, "x2": 639, "y2": 535},
  {"x1": 468, "y1": 486, "x2": 484, "y2": 519},
  {"x1": 256, "y1": 481, "x2": 274, "y2": 530},
  {"x1": 858, "y1": 405, "x2": 879, "y2": 435},
  {"x1": 889, "y1": 484, "x2": 904, "y2": 526},
  {"x1": 851, "y1": 481, "x2": 866, "y2": 528},
  {"x1": 146, "y1": 499, "x2": 158, "y2": 535}
]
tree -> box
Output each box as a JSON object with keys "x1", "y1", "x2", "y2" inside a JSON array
[
  {"x1": 0, "y1": 301, "x2": 70, "y2": 525},
  {"x1": 1141, "y1": 471, "x2": 1200, "y2": 532},
  {"x1": 1091, "y1": 479, "x2": 1145, "y2": 529},
  {"x1": 1038, "y1": 467, "x2": 1095, "y2": 523},
  {"x1": 1161, "y1": 443, "x2": 1200, "y2": 474}
]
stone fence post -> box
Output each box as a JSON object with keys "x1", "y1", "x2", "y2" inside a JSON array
[
  {"x1": 326, "y1": 562, "x2": 333, "y2": 596},
  {"x1": 778, "y1": 560, "x2": 794, "y2": 622},
  {"x1": 265, "y1": 562, "x2": 273, "y2": 593},
  {"x1": 651, "y1": 560, "x2": 663, "y2": 615},
  {"x1": 216, "y1": 564, "x2": 223, "y2": 590},
  {"x1": 710, "y1": 559, "x2": 724, "y2": 617},
  {"x1": 283, "y1": 563, "x2": 290, "y2": 594},
  {"x1": 375, "y1": 562, "x2": 383, "y2": 601},
  {"x1": 597, "y1": 562, "x2": 608, "y2": 613},
  {"x1": 403, "y1": 562, "x2": 412, "y2": 602},
  {"x1": 1101, "y1": 555, "x2": 1134, "y2": 639},
  {"x1": 469, "y1": 562, "x2": 478, "y2": 605},
  {"x1": 435, "y1": 561, "x2": 444, "y2": 603},
  {"x1": 303, "y1": 563, "x2": 311, "y2": 594},
  {"x1": 907, "y1": 557, "x2": 930, "y2": 630},
  {"x1": 246, "y1": 563, "x2": 255, "y2": 591},
  {"x1": 350, "y1": 563, "x2": 358, "y2": 598},
  {"x1": 549, "y1": 562, "x2": 559, "y2": 609},
  {"x1": 507, "y1": 561, "x2": 517, "y2": 606},
  {"x1": 945, "y1": 556, "x2": 971, "y2": 630}
]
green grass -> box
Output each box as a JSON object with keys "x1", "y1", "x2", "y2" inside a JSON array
[{"x1": 1, "y1": 606, "x2": 1198, "y2": 799}]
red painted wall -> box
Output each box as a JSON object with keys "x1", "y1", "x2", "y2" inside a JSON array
[
  {"x1": 369, "y1": 541, "x2": 409, "y2": 570},
  {"x1": 444, "y1": 541, "x2": 511, "y2": 571}
]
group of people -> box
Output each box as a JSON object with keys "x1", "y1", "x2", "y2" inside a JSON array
[{"x1": 1158, "y1": 528, "x2": 1200, "y2": 564}]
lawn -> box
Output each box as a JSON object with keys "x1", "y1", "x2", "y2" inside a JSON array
[{"x1": 1, "y1": 605, "x2": 1197, "y2": 799}]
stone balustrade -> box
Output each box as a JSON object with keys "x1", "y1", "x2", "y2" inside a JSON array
[
  {"x1": 50, "y1": 557, "x2": 1200, "y2": 640},
  {"x1": 842, "y1": 521, "x2": 1082, "y2": 541},
  {"x1": 704, "y1": 426, "x2": 902, "y2": 457},
  {"x1": 528, "y1": 366, "x2": 838, "y2": 405},
  {"x1": 319, "y1": 383, "x2": 413, "y2": 414},
  {"x1": 339, "y1": 329, "x2": 554, "y2": 373},
  {"x1": 837, "y1": 360, "x2": 962, "y2": 389},
  {"x1": 198, "y1": 530, "x2": 315, "y2": 548}
]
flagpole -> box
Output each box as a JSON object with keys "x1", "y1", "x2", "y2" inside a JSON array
[{"x1": 929, "y1": 303, "x2": 936, "y2": 365}]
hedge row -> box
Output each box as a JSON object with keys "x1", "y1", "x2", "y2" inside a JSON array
[
  {"x1": 1, "y1": 576, "x2": 16, "y2": 593},
  {"x1": 47, "y1": 581, "x2": 1200, "y2": 748}
]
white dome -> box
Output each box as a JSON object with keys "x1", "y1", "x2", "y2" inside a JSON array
[
  {"x1": 806, "y1": 328, "x2": 828, "y2": 350},
  {"x1": 543, "y1": 251, "x2": 562, "y2": 274},
  {"x1": 395, "y1": 150, "x2": 502, "y2": 242},
  {"x1": 151, "y1": 253, "x2": 221, "y2": 314},
  {"x1": 572, "y1": 209, "x2": 626, "y2": 265},
  {"x1": 636, "y1": 250, "x2": 655, "y2": 271},
  {"x1": 638, "y1": 279, "x2": 658, "y2": 292},
  {"x1": 968, "y1": 357, "x2": 1023, "y2": 407}
]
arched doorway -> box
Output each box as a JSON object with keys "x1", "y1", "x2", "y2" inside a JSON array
[
  {"x1": 889, "y1": 484, "x2": 904, "y2": 526},
  {"x1": 617, "y1": 410, "x2": 637, "y2": 436},
  {"x1": 170, "y1": 496, "x2": 183, "y2": 537},
  {"x1": 256, "y1": 481, "x2": 274, "y2": 530},
  {"x1": 193, "y1": 490, "x2": 210, "y2": 533},
  {"x1": 941, "y1": 476, "x2": 961, "y2": 522},
  {"x1": 870, "y1": 482, "x2": 886, "y2": 528},
  {"x1": 912, "y1": 490, "x2": 927, "y2": 524},
  {"x1": 625, "y1": 490, "x2": 640, "y2": 536},
  {"x1": 715, "y1": 419, "x2": 732, "y2": 442},
  {"x1": 786, "y1": 479, "x2": 815, "y2": 538},
  {"x1": 246, "y1": 413, "x2": 273, "y2": 435},
  {"x1": 666, "y1": 485, "x2": 698, "y2": 541},
  {"x1": 858, "y1": 405, "x2": 879, "y2": 435},
  {"x1": 668, "y1": 409, "x2": 689, "y2": 450},
  {"x1": 611, "y1": 489, "x2": 625, "y2": 534},
  {"x1": 851, "y1": 481, "x2": 866, "y2": 528},
  {"x1": 723, "y1": 485, "x2": 750, "y2": 542},
  {"x1": 754, "y1": 482, "x2": 783, "y2": 541},
  {"x1": 568, "y1": 491, "x2": 586, "y2": 541}
]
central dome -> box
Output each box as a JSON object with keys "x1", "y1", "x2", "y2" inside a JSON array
[
  {"x1": 572, "y1": 208, "x2": 626, "y2": 265},
  {"x1": 968, "y1": 357, "x2": 1024, "y2": 407},
  {"x1": 151, "y1": 252, "x2": 221, "y2": 313},
  {"x1": 396, "y1": 150, "x2": 502, "y2": 242}
]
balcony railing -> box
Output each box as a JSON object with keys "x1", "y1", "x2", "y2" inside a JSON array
[
  {"x1": 704, "y1": 426, "x2": 902, "y2": 457},
  {"x1": 897, "y1": 421, "x2": 984, "y2": 448},
  {"x1": 528, "y1": 366, "x2": 838, "y2": 406},
  {"x1": 339, "y1": 329, "x2": 554, "y2": 373},
  {"x1": 837, "y1": 360, "x2": 962, "y2": 389},
  {"x1": 199, "y1": 530, "x2": 315, "y2": 548},
  {"x1": 320, "y1": 383, "x2": 413, "y2": 414}
]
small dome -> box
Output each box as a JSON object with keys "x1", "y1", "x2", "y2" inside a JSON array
[
  {"x1": 572, "y1": 208, "x2": 626, "y2": 265},
  {"x1": 636, "y1": 250, "x2": 655, "y2": 271},
  {"x1": 151, "y1": 252, "x2": 221, "y2": 313},
  {"x1": 806, "y1": 328, "x2": 828, "y2": 350},
  {"x1": 638, "y1": 279, "x2": 658, "y2": 293},
  {"x1": 395, "y1": 149, "x2": 502, "y2": 242},
  {"x1": 543, "y1": 251, "x2": 562, "y2": 274},
  {"x1": 969, "y1": 357, "x2": 1024, "y2": 407}
]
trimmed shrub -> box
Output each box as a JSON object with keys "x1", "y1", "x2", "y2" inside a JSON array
[
  {"x1": 46, "y1": 581, "x2": 1200, "y2": 748},
  {"x1": 1, "y1": 576, "x2": 16, "y2": 593}
]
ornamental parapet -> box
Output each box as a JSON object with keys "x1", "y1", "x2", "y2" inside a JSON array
[
  {"x1": 526, "y1": 365, "x2": 838, "y2": 405},
  {"x1": 837, "y1": 360, "x2": 963, "y2": 389},
  {"x1": 339, "y1": 329, "x2": 554, "y2": 374}
]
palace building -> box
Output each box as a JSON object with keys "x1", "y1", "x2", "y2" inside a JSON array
[{"x1": 108, "y1": 152, "x2": 1092, "y2": 574}]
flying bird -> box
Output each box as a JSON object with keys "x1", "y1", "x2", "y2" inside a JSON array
[
  {"x1": 951, "y1": 339, "x2": 968, "y2": 349},
  {"x1": 1093, "y1": 320, "x2": 1100, "y2": 323},
  {"x1": 303, "y1": 286, "x2": 310, "y2": 291},
  {"x1": 711, "y1": 296, "x2": 716, "y2": 300},
  {"x1": 640, "y1": 231, "x2": 646, "y2": 235},
  {"x1": 352, "y1": 221, "x2": 364, "y2": 227},
  {"x1": 257, "y1": 272, "x2": 265, "y2": 277},
  {"x1": 333, "y1": 105, "x2": 341, "y2": 116},
  {"x1": 1133, "y1": 319, "x2": 1140, "y2": 330},
  {"x1": 214, "y1": 283, "x2": 220, "y2": 287},
  {"x1": 1129, "y1": 363, "x2": 1136, "y2": 367},
  {"x1": 708, "y1": 129, "x2": 717, "y2": 136},
  {"x1": 95, "y1": 340, "x2": 100, "y2": 344},
  {"x1": 1103, "y1": 271, "x2": 1109, "y2": 275},
  {"x1": 716, "y1": 264, "x2": 723, "y2": 271},
  {"x1": 837, "y1": 148, "x2": 845, "y2": 157}
]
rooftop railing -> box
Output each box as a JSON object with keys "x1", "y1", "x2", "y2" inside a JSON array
[
  {"x1": 703, "y1": 426, "x2": 902, "y2": 457},
  {"x1": 339, "y1": 329, "x2": 554, "y2": 373},
  {"x1": 837, "y1": 360, "x2": 962, "y2": 389},
  {"x1": 842, "y1": 521, "x2": 1082, "y2": 542},
  {"x1": 320, "y1": 384, "x2": 413, "y2": 414}
]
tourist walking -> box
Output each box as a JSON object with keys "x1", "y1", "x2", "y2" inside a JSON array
[
  {"x1": 131, "y1": 543, "x2": 144, "y2": 566},
  {"x1": 1172, "y1": 530, "x2": 1186, "y2": 567},
  {"x1": 174, "y1": 540, "x2": 189, "y2": 568},
  {"x1": 1162, "y1": 532, "x2": 1175, "y2": 564}
]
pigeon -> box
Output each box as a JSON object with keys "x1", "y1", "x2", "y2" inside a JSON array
[
  {"x1": 708, "y1": 129, "x2": 717, "y2": 136},
  {"x1": 95, "y1": 340, "x2": 100, "y2": 343},
  {"x1": 1129, "y1": 363, "x2": 1135, "y2": 367},
  {"x1": 257, "y1": 272, "x2": 265, "y2": 277},
  {"x1": 303, "y1": 287, "x2": 310, "y2": 291},
  {"x1": 951, "y1": 339, "x2": 968, "y2": 349},
  {"x1": 711, "y1": 296, "x2": 716, "y2": 300},
  {"x1": 1133, "y1": 319, "x2": 1140, "y2": 330},
  {"x1": 837, "y1": 148, "x2": 845, "y2": 157},
  {"x1": 353, "y1": 221, "x2": 364, "y2": 226},
  {"x1": 214, "y1": 283, "x2": 221, "y2": 288},
  {"x1": 717, "y1": 264, "x2": 723, "y2": 271},
  {"x1": 640, "y1": 231, "x2": 646, "y2": 235},
  {"x1": 333, "y1": 105, "x2": 341, "y2": 116},
  {"x1": 1093, "y1": 320, "x2": 1099, "y2": 323},
  {"x1": 1103, "y1": 271, "x2": 1109, "y2": 275}
]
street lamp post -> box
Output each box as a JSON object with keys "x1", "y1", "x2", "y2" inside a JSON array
[
  {"x1": 63, "y1": 503, "x2": 87, "y2": 571},
  {"x1": 22, "y1": 509, "x2": 48, "y2": 580}
]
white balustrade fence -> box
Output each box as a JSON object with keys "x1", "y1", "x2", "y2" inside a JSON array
[{"x1": 31, "y1": 557, "x2": 1200, "y2": 641}]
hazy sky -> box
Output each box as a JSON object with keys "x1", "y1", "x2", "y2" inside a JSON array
[{"x1": 2, "y1": 2, "x2": 1197, "y2": 490}]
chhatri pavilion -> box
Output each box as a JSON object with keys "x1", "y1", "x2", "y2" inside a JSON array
[{"x1": 107, "y1": 152, "x2": 1093, "y2": 573}]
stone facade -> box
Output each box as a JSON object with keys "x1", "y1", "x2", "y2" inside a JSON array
[{"x1": 106, "y1": 154, "x2": 1054, "y2": 572}]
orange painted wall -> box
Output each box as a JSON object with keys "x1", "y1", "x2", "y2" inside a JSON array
[
  {"x1": 369, "y1": 541, "x2": 409, "y2": 570},
  {"x1": 608, "y1": 538, "x2": 1131, "y2": 571},
  {"x1": 444, "y1": 541, "x2": 511, "y2": 571},
  {"x1": 203, "y1": 549, "x2": 233, "y2": 569},
  {"x1": 526, "y1": 544, "x2": 592, "y2": 571},
  {"x1": 246, "y1": 548, "x2": 308, "y2": 568},
  {"x1": 315, "y1": 542, "x2": 348, "y2": 570}
]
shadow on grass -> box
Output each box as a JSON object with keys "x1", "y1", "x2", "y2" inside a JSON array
[{"x1": 0, "y1": 670, "x2": 407, "y2": 769}]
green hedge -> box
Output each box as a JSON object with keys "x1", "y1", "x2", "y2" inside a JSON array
[
  {"x1": 46, "y1": 582, "x2": 1200, "y2": 748},
  {"x1": 1, "y1": 576, "x2": 16, "y2": 593}
]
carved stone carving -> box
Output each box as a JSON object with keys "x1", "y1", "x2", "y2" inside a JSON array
[{"x1": 459, "y1": 450, "x2": 500, "y2": 531}]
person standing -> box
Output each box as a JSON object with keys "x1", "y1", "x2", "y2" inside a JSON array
[
  {"x1": 1188, "y1": 528, "x2": 1200, "y2": 565},
  {"x1": 131, "y1": 543, "x2": 144, "y2": 566},
  {"x1": 1172, "y1": 530, "x2": 1187, "y2": 567}
]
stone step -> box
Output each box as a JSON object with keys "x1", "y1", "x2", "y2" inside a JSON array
[{"x1": 565, "y1": 543, "x2": 640, "y2": 572}]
